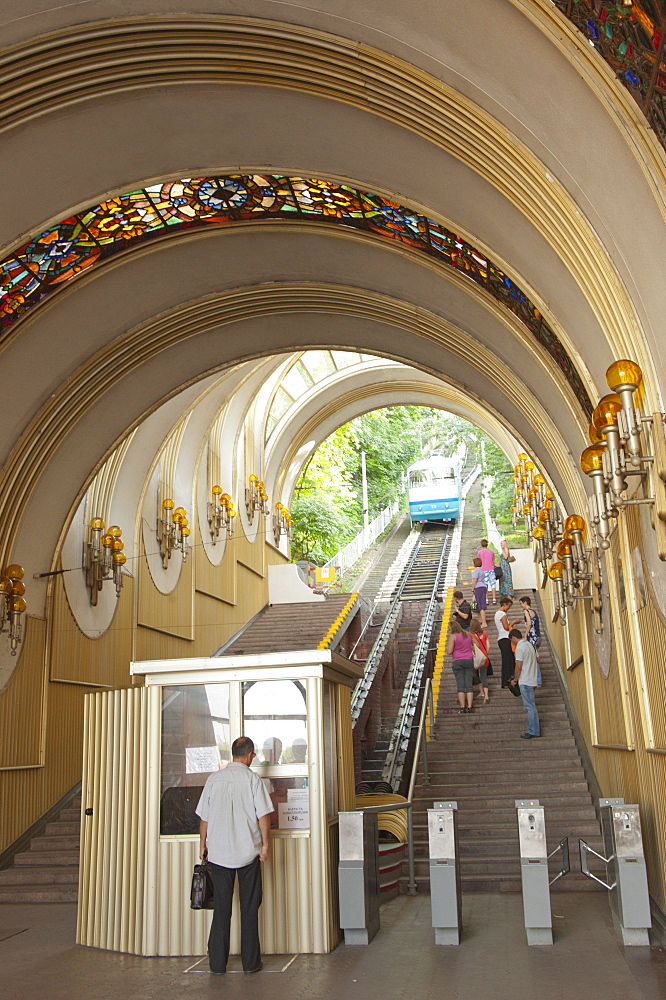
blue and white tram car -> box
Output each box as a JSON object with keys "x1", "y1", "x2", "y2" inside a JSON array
[{"x1": 407, "y1": 455, "x2": 462, "y2": 525}]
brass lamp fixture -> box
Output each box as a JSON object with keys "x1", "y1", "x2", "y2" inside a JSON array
[
  {"x1": 273, "y1": 502, "x2": 293, "y2": 545},
  {"x1": 0, "y1": 564, "x2": 27, "y2": 654},
  {"x1": 158, "y1": 499, "x2": 190, "y2": 568},
  {"x1": 84, "y1": 519, "x2": 126, "y2": 605},
  {"x1": 245, "y1": 475, "x2": 269, "y2": 521},
  {"x1": 548, "y1": 562, "x2": 567, "y2": 624},
  {"x1": 581, "y1": 360, "x2": 666, "y2": 558},
  {"x1": 208, "y1": 486, "x2": 236, "y2": 543}
]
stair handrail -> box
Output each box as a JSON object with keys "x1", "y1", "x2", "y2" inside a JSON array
[
  {"x1": 382, "y1": 532, "x2": 451, "y2": 788},
  {"x1": 350, "y1": 531, "x2": 425, "y2": 727},
  {"x1": 354, "y1": 676, "x2": 434, "y2": 896}
]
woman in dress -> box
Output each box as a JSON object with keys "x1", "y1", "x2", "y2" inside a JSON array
[
  {"x1": 471, "y1": 557, "x2": 488, "y2": 627},
  {"x1": 470, "y1": 617, "x2": 491, "y2": 704},
  {"x1": 520, "y1": 595, "x2": 542, "y2": 687},
  {"x1": 477, "y1": 538, "x2": 498, "y2": 604},
  {"x1": 498, "y1": 539, "x2": 516, "y2": 599},
  {"x1": 446, "y1": 621, "x2": 475, "y2": 714}
]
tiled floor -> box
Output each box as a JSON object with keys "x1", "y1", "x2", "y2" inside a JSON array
[{"x1": 2, "y1": 892, "x2": 665, "y2": 1000}]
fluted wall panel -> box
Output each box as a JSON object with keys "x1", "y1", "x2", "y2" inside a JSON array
[{"x1": 50, "y1": 575, "x2": 136, "y2": 686}]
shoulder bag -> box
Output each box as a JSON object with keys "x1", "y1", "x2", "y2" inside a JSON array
[{"x1": 190, "y1": 861, "x2": 214, "y2": 910}]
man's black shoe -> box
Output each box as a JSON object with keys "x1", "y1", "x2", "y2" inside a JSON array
[
  {"x1": 244, "y1": 962, "x2": 263, "y2": 974},
  {"x1": 520, "y1": 733, "x2": 541, "y2": 739}
]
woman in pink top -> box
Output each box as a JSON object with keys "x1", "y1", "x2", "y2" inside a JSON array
[
  {"x1": 477, "y1": 538, "x2": 497, "y2": 605},
  {"x1": 446, "y1": 622, "x2": 475, "y2": 714}
]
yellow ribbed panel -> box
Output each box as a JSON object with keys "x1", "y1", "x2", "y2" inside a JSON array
[
  {"x1": 194, "y1": 528, "x2": 237, "y2": 603},
  {"x1": 137, "y1": 537, "x2": 194, "y2": 641},
  {"x1": 432, "y1": 587, "x2": 455, "y2": 723},
  {"x1": 235, "y1": 527, "x2": 267, "y2": 580},
  {"x1": 336, "y1": 685, "x2": 356, "y2": 812},
  {"x1": 77, "y1": 687, "x2": 151, "y2": 954},
  {"x1": 154, "y1": 834, "x2": 314, "y2": 956},
  {"x1": 50, "y1": 575, "x2": 135, "y2": 685},
  {"x1": 0, "y1": 616, "x2": 47, "y2": 769}
]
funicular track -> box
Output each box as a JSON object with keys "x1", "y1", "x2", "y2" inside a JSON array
[{"x1": 352, "y1": 523, "x2": 452, "y2": 789}]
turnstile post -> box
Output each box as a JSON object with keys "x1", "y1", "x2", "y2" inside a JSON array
[
  {"x1": 429, "y1": 801, "x2": 461, "y2": 945},
  {"x1": 338, "y1": 811, "x2": 380, "y2": 945},
  {"x1": 600, "y1": 798, "x2": 651, "y2": 946},
  {"x1": 515, "y1": 800, "x2": 552, "y2": 946}
]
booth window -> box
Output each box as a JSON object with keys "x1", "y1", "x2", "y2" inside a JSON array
[
  {"x1": 160, "y1": 684, "x2": 230, "y2": 835},
  {"x1": 243, "y1": 680, "x2": 310, "y2": 830}
]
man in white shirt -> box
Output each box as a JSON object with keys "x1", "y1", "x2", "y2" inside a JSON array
[
  {"x1": 197, "y1": 735, "x2": 274, "y2": 974},
  {"x1": 509, "y1": 629, "x2": 541, "y2": 739}
]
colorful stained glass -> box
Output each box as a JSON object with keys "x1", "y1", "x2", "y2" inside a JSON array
[
  {"x1": 551, "y1": 1, "x2": 666, "y2": 147},
  {"x1": 0, "y1": 172, "x2": 592, "y2": 415}
]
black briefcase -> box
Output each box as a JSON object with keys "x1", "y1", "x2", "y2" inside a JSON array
[{"x1": 190, "y1": 861, "x2": 214, "y2": 910}]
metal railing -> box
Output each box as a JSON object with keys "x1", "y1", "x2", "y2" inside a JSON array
[
  {"x1": 354, "y1": 676, "x2": 435, "y2": 895},
  {"x1": 350, "y1": 531, "x2": 426, "y2": 727},
  {"x1": 382, "y1": 533, "x2": 450, "y2": 788},
  {"x1": 323, "y1": 498, "x2": 402, "y2": 575}
]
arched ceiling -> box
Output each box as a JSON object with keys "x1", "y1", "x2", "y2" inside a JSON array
[{"x1": 1, "y1": 0, "x2": 665, "y2": 599}]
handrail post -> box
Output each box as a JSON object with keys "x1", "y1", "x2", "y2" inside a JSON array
[
  {"x1": 422, "y1": 724, "x2": 430, "y2": 784},
  {"x1": 407, "y1": 802, "x2": 417, "y2": 895}
]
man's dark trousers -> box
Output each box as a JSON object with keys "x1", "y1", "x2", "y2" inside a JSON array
[{"x1": 208, "y1": 856, "x2": 262, "y2": 972}]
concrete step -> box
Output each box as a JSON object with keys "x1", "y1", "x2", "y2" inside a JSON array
[
  {"x1": 0, "y1": 885, "x2": 78, "y2": 903},
  {"x1": 44, "y1": 821, "x2": 80, "y2": 836},
  {"x1": 29, "y1": 835, "x2": 79, "y2": 852},
  {"x1": 0, "y1": 867, "x2": 79, "y2": 885},
  {"x1": 14, "y1": 851, "x2": 79, "y2": 867}
]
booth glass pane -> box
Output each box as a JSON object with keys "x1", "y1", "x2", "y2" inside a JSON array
[
  {"x1": 242, "y1": 680, "x2": 308, "y2": 764},
  {"x1": 160, "y1": 684, "x2": 230, "y2": 835},
  {"x1": 265, "y1": 777, "x2": 310, "y2": 830}
]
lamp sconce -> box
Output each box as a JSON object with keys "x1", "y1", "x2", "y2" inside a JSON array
[
  {"x1": 273, "y1": 502, "x2": 293, "y2": 545},
  {"x1": 547, "y1": 562, "x2": 567, "y2": 625},
  {"x1": 0, "y1": 564, "x2": 27, "y2": 654},
  {"x1": 581, "y1": 361, "x2": 666, "y2": 558},
  {"x1": 158, "y1": 499, "x2": 190, "y2": 568},
  {"x1": 85, "y1": 519, "x2": 126, "y2": 606},
  {"x1": 208, "y1": 486, "x2": 236, "y2": 543},
  {"x1": 245, "y1": 475, "x2": 269, "y2": 521}
]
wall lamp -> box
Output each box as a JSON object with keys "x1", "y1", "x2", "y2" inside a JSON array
[
  {"x1": 158, "y1": 499, "x2": 190, "y2": 568},
  {"x1": 580, "y1": 360, "x2": 666, "y2": 557},
  {"x1": 245, "y1": 475, "x2": 269, "y2": 521},
  {"x1": 547, "y1": 562, "x2": 567, "y2": 624},
  {"x1": 85, "y1": 519, "x2": 126, "y2": 605},
  {"x1": 0, "y1": 564, "x2": 27, "y2": 654},
  {"x1": 208, "y1": 486, "x2": 236, "y2": 544},
  {"x1": 273, "y1": 502, "x2": 293, "y2": 545}
]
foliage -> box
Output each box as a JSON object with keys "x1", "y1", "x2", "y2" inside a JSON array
[{"x1": 290, "y1": 406, "x2": 521, "y2": 563}]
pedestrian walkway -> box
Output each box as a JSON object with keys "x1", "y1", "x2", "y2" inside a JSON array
[{"x1": 2, "y1": 893, "x2": 665, "y2": 1000}]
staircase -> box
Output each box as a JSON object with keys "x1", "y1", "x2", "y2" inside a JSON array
[
  {"x1": 407, "y1": 603, "x2": 605, "y2": 893},
  {"x1": 0, "y1": 796, "x2": 80, "y2": 902}
]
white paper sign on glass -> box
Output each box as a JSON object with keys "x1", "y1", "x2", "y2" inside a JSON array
[
  {"x1": 185, "y1": 745, "x2": 221, "y2": 774},
  {"x1": 278, "y1": 801, "x2": 310, "y2": 830}
]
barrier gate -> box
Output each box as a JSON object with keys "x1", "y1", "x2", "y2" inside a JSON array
[
  {"x1": 515, "y1": 800, "x2": 570, "y2": 946},
  {"x1": 579, "y1": 798, "x2": 651, "y2": 946},
  {"x1": 428, "y1": 801, "x2": 461, "y2": 945}
]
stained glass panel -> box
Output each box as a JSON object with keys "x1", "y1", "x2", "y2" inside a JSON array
[{"x1": 0, "y1": 172, "x2": 591, "y2": 414}]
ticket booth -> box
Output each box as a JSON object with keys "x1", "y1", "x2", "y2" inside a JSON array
[{"x1": 76, "y1": 649, "x2": 361, "y2": 956}]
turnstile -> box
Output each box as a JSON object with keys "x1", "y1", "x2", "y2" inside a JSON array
[
  {"x1": 580, "y1": 798, "x2": 651, "y2": 946},
  {"x1": 515, "y1": 800, "x2": 570, "y2": 946},
  {"x1": 338, "y1": 811, "x2": 380, "y2": 945},
  {"x1": 428, "y1": 801, "x2": 461, "y2": 944}
]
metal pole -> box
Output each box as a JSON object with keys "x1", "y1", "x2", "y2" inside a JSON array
[
  {"x1": 361, "y1": 451, "x2": 369, "y2": 530},
  {"x1": 422, "y1": 731, "x2": 429, "y2": 784},
  {"x1": 407, "y1": 803, "x2": 417, "y2": 895}
]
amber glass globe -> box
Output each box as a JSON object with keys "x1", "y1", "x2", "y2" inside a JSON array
[
  {"x1": 212, "y1": 485, "x2": 222, "y2": 495},
  {"x1": 5, "y1": 564, "x2": 24, "y2": 580},
  {"x1": 113, "y1": 552, "x2": 126, "y2": 565},
  {"x1": 588, "y1": 423, "x2": 603, "y2": 444},
  {"x1": 518, "y1": 453, "x2": 528, "y2": 461},
  {"x1": 0, "y1": 577, "x2": 12, "y2": 594},
  {"x1": 89, "y1": 517, "x2": 105, "y2": 531},
  {"x1": 606, "y1": 360, "x2": 642, "y2": 392},
  {"x1": 592, "y1": 393, "x2": 623, "y2": 431},
  {"x1": 580, "y1": 444, "x2": 605, "y2": 474},
  {"x1": 531, "y1": 526, "x2": 545, "y2": 539},
  {"x1": 548, "y1": 562, "x2": 564, "y2": 580},
  {"x1": 557, "y1": 540, "x2": 573, "y2": 558},
  {"x1": 564, "y1": 514, "x2": 586, "y2": 534},
  {"x1": 534, "y1": 474, "x2": 545, "y2": 485},
  {"x1": 162, "y1": 498, "x2": 174, "y2": 510}
]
